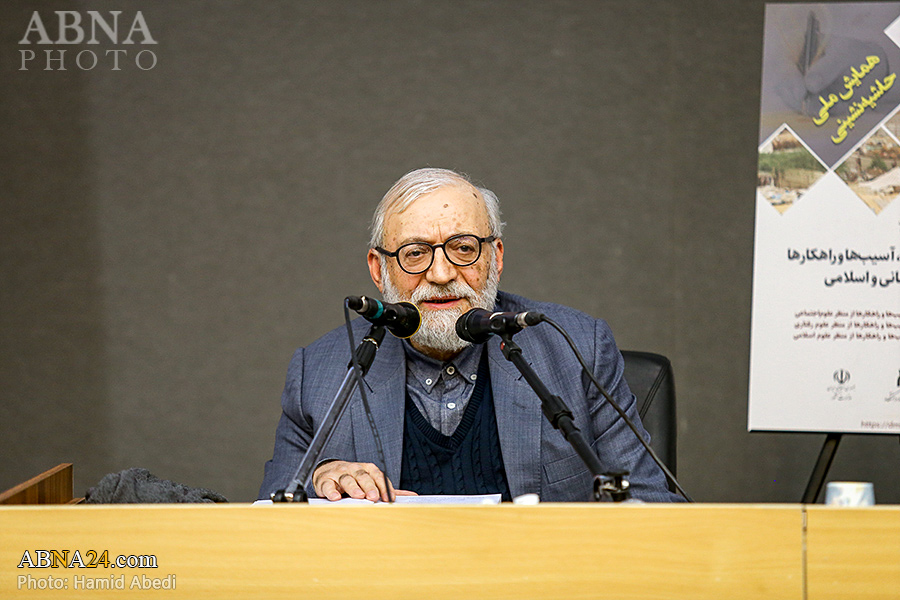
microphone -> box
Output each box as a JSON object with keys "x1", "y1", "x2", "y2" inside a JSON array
[
  {"x1": 346, "y1": 296, "x2": 420, "y2": 338},
  {"x1": 455, "y1": 308, "x2": 544, "y2": 344}
]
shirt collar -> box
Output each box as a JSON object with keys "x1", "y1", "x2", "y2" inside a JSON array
[{"x1": 403, "y1": 340, "x2": 482, "y2": 392}]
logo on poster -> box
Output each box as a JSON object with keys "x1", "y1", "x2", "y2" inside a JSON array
[
  {"x1": 833, "y1": 369, "x2": 851, "y2": 384},
  {"x1": 886, "y1": 371, "x2": 900, "y2": 402},
  {"x1": 827, "y1": 369, "x2": 854, "y2": 401},
  {"x1": 18, "y1": 11, "x2": 158, "y2": 71}
]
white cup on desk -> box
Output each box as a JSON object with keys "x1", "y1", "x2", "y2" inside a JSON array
[{"x1": 824, "y1": 481, "x2": 875, "y2": 506}]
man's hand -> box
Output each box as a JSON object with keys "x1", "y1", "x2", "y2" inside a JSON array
[{"x1": 312, "y1": 461, "x2": 417, "y2": 502}]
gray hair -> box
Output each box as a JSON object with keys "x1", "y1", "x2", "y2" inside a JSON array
[{"x1": 369, "y1": 168, "x2": 504, "y2": 248}]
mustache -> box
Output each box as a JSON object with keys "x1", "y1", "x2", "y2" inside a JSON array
[{"x1": 408, "y1": 281, "x2": 478, "y2": 305}]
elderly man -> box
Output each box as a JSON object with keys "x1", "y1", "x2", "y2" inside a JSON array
[{"x1": 259, "y1": 168, "x2": 678, "y2": 502}]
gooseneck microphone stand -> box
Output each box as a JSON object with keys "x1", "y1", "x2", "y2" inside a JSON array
[
  {"x1": 271, "y1": 324, "x2": 386, "y2": 502},
  {"x1": 498, "y1": 333, "x2": 630, "y2": 502}
]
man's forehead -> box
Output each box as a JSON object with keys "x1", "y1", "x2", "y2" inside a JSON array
[
  {"x1": 384, "y1": 184, "x2": 488, "y2": 238},
  {"x1": 392, "y1": 182, "x2": 481, "y2": 212}
]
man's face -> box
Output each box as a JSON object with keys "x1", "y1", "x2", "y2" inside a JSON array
[{"x1": 367, "y1": 184, "x2": 504, "y2": 359}]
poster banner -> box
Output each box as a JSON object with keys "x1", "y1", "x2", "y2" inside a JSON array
[{"x1": 750, "y1": 3, "x2": 900, "y2": 433}]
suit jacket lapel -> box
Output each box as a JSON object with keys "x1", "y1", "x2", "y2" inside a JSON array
[
  {"x1": 487, "y1": 337, "x2": 543, "y2": 499},
  {"x1": 350, "y1": 334, "x2": 406, "y2": 485}
]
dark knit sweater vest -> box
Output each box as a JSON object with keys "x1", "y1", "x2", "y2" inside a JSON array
[{"x1": 400, "y1": 351, "x2": 511, "y2": 501}]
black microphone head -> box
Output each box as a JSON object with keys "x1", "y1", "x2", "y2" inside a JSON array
[
  {"x1": 456, "y1": 308, "x2": 493, "y2": 344},
  {"x1": 347, "y1": 295, "x2": 383, "y2": 318},
  {"x1": 521, "y1": 311, "x2": 544, "y2": 327},
  {"x1": 346, "y1": 295, "x2": 365, "y2": 312},
  {"x1": 385, "y1": 301, "x2": 420, "y2": 339}
]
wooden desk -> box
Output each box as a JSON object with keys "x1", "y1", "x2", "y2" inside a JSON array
[
  {"x1": 806, "y1": 506, "x2": 900, "y2": 600},
  {"x1": 0, "y1": 503, "x2": 802, "y2": 599},
  {"x1": 0, "y1": 463, "x2": 75, "y2": 505}
]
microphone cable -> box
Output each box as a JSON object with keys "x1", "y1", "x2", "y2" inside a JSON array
[
  {"x1": 541, "y1": 316, "x2": 693, "y2": 502},
  {"x1": 343, "y1": 299, "x2": 394, "y2": 503}
]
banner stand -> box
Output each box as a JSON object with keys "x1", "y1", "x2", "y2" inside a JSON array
[
  {"x1": 801, "y1": 432, "x2": 900, "y2": 502},
  {"x1": 800, "y1": 433, "x2": 843, "y2": 503}
]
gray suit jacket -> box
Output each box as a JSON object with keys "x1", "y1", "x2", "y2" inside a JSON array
[{"x1": 259, "y1": 291, "x2": 679, "y2": 502}]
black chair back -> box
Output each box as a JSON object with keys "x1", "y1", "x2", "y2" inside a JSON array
[{"x1": 620, "y1": 350, "x2": 676, "y2": 477}]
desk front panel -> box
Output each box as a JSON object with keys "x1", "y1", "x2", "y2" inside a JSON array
[{"x1": 0, "y1": 503, "x2": 803, "y2": 599}]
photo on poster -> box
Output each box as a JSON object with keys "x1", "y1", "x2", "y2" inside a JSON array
[
  {"x1": 758, "y1": 126, "x2": 827, "y2": 214},
  {"x1": 835, "y1": 127, "x2": 900, "y2": 214}
]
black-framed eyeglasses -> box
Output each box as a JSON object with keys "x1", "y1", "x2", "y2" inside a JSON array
[{"x1": 375, "y1": 233, "x2": 497, "y2": 275}]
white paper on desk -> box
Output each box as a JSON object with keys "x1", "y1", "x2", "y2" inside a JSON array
[
  {"x1": 310, "y1": 494, "x2": 501, "y2": 505},
  {"x1": 253, "y1": 494, "x2": 501, "y2": 506}
]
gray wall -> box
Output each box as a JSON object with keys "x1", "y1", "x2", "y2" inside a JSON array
[{"x1": 2, "y1": 0, "x2": 898, "y2": 503}]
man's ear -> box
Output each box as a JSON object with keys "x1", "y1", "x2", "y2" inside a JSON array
[
  {"x1": 494, "y1": 238, "x2": 504, "y2": 277},
  {"x1": 367, "y1": 249, "x2": 385, "y2": 293}
]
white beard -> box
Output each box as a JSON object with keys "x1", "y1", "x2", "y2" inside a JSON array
[{"x1": 381, "y1": 257, "x2": 500, "y2": 357}]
